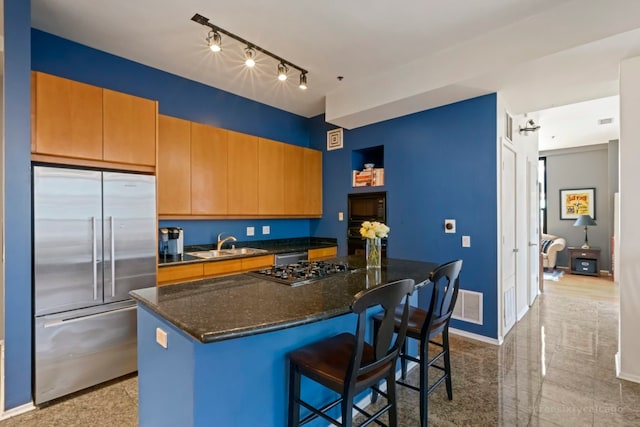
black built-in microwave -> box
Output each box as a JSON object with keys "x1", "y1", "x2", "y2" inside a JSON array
[
  {"x1": 348, "y1": 191, "x2": 386, "y2": 223},
  {"x1": 347, "y1": 192, "x2": 387, "y2": 255}
]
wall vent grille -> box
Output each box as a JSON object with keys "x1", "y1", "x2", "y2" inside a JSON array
[{"x1": 452, "y1": 289, "x2": 483, "y2": 325}]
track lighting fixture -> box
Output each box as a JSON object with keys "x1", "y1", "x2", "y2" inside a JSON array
[
  {"x1": 192, "y1": 13, "x2": 308, "y2": 90},
  {"x1": 206, "y1": 30, "x2": 221, "y2": 52},
  {"x1": 244, "y1": 47, "x2": 256, "y2": 68},
  {"x1": 299, "y1": 73, "x2": 307, "y2": 90},
  {"x1": 277, "y1": 63, "x2": 288, "y2": 81}
]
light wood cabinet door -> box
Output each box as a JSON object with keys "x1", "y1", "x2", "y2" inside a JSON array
[
  {"x1": 157, "y1": 264, "x2": 204, "y2": 286},
  {"x1": 283, "y1": 144, "x2": 306, "y2": 215},
  {"x1": 308, "y1": 247, "x2": 337, "y2": 261},
  {"x1": 32, "y1": 72, "x2": 103, "y2": 160},
  {"x1": 258, "y1": 138, "x2": 285, "y2": 215},
  {"x1": 303, "y1": 147, "x2": 323, "y2": 216},
  {"x1": 158, "y1": 115, "x2": 191, "y2": 215},
  {"x1": 227, "y1": 131, "x2": 258, "y2": 215},
  {"x1": 203, "y1": 259, "x2": 243, "y2": 278},
  {"x1": 191, "y1": 123, "x2": 228, "y2": 215},
  {"x1": 103, "y1": 89, "x2": 157, "y2": 166},
  {"x1": 241, "y1": 255, "x2": 274, "y2": 270}
]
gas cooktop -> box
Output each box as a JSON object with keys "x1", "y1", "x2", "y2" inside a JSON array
[{"x1": 248, "y1": 261, "x2": 354, "y2": 286}]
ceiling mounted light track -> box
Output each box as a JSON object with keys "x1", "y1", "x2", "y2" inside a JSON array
[{"x1": 191, "y1": 13, "x2": 309, "y2": 89}]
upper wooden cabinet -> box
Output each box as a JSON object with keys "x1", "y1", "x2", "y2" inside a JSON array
[
  {"x1": 227, "y1": 131, "x2": 258, "y2": 216},
  {"x1": 303, "y1": 147, "x2": 323, "y2": 216},
  {"x1": 158, "y1": 115, "x2": 191, "y2": 215},
  {"x1": 258, "y1": 138, "x2": 285, "y2": 215},
  {"x1": 191, "y1": 122, "x2": 228, "y2": 215},
  {"x1": 283, "y1": 143, "x2": 306, "y2": 215},
  {"x1": 156, "y1": 115, "x2": 322, "y2": 219},
  {"x1": 103, "y1": 89, "x2": 157, "y2": 166},
  {"x1": 32, "y1": 71, "x2": 103, "y2": 160},
  {"x1": 31, "y1": 72, "x2": 157, "y2": 169}
]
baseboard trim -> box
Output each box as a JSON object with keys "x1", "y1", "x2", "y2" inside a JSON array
[
  {"x1": 0, "y1": 402, "x2": 36, "y2": 421},
  {"x1": 616, "y1": 352, "x2": 640, "y2": 384},
  {"x1": 449, "y1": 327, "x2": 502, "y2": 346},
  {"x1": 517, "y1": 305, "x2": 529, "y2": 322}
]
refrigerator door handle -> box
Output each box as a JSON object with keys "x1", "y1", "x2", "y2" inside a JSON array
[
  {"x1": 110, "y1": 216, "x2": 116, "y2": 297},
  {"x1": 42, "y1": 305, "x2": 137, "y2": 328},
  {"x1": 92, "y1": 216, "x2": 98, "y2": 300}
]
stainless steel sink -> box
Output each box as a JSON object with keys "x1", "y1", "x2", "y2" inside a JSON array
[{"x1": 187, "y1": 248, "x2": 268, "y2": 259}]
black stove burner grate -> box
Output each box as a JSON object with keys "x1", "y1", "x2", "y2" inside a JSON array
[{"x1": 248, "y1": 261, "x2": 354, "y2": 286}]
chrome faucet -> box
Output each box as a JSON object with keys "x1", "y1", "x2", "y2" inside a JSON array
[{"x1": 217, "y1": 232, "x2": 237, "y2": 250}]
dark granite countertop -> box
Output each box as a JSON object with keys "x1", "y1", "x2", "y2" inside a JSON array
[
  {"x1": 131, "y1": 256, "x2": 438, "y2": 344},
  {"x1": 158, "y1": 236, "x2": 338, "y2": 266}
]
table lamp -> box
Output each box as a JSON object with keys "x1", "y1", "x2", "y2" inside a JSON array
[{"x1": 573, "y1": 214, "x2": 597, "y2": 249}]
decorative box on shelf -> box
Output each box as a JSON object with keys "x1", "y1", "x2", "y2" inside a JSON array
[{"x1": 352, "y1": 168, "x2": 384, "y2": 187}]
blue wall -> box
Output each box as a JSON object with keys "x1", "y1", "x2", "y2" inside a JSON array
[
  {"x1": 309, "y1": 95, "x2": 499, "y2": 338},
  {"x1": 4, "y1": 0, "x2": 33, "y2": 410}
]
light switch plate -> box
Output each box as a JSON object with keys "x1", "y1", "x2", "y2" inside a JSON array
[
  {"x1": 246, "y1": 226, "x2": 255, "y2": 236},
  {"x1": 156, "y1": 327, "x2": 168, "y2": 349},
  {"x1": 462, "y1": 235, "x2": 471, "y2": 247},
  {"x1": 338, "y1": 212, "x2": 344, "y2": 221},
  {"x1": 262, "y1": 225, "x2": 270, "y2": 235}
]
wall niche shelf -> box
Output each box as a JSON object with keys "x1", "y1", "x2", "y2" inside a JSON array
[{"x1": 352, "y1": 145, "x2": 384, "y2": 187}]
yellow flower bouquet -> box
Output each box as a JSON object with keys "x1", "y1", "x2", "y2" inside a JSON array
[{"x1": 360, "y1": 221, "x2": 389, "y2": 269}]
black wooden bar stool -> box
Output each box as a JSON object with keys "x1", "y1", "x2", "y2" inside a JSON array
[
  {"x1": 287, "y1": 278, "x2": 415, "y2": 427},
  {"x1": 372, "y1": 260, "x2": 462, "y2": 427}
]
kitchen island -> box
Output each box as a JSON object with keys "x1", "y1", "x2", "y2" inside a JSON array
[{"x1": 131, "y1": 256, "x2": 437, "y2": 427}]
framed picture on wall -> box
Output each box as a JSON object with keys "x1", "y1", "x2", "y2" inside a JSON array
[{"x1": 559, "y1": 187, "x2": 596, "y2": 220}]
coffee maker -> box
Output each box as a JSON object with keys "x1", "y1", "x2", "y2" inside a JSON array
[{"x1": 159, "y1": 227, "x2": 184, "y2": 258}]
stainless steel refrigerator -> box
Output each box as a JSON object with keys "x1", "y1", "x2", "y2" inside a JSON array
[{"x1": 33, "y1": 166, "x2": 157, "y2": 404}]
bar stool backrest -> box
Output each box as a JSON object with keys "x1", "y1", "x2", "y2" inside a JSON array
[
  {"x1": 421, "y1": 260, "x2": 463, "y2": 342},
  {"x1": 348, "y1": 278, "x2": 415, "y2": 392}
]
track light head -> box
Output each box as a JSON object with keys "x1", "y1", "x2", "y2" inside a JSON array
[
  {"x1": 277, "y1": 63, "x2": 288, "y2": 81},
  {"x1": 299, "y1": 73, "x2": 307, "y2": 90},
  {"x1": 244, "y1": 47, "x2": 256, "y2": 68},
  {"x1": 206, "y1": 30, "x2": 222, "y2": 52}
]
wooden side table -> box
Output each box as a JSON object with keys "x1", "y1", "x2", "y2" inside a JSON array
[{"x1": 568, "y1": 247, "x2": 601, "y2": 276}]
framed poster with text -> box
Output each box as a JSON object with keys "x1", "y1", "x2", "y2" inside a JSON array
[{"x1": 560, "y1": 187, "x2": 596, "y2": 220}]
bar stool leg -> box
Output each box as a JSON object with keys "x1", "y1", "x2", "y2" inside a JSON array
[
  {"x1": 371, "y1": 319, "x2": 381, "y2": 404},
  {"x1": 443, "y1": 330, "x2": 453, "y2": 400},
  {"x1": 288, "y1": 364, "x2": 300, "y2": 427},
  {"x1": 419, "y1": 339, "x2": 429, "y2": 427},
  {"x1": 386, "y1": 372, "x2": 398, "y2": 427},
  {"x1": 400, "y1": 339, "x2": 408, "y2": 380}
]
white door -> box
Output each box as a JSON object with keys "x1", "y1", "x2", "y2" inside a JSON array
[
  {"x1": 501, "y1": 142, "x2": 517, "y2": 335},
  {"x1": 527, "y1": 159, "x2": 540, "y2": 304}
]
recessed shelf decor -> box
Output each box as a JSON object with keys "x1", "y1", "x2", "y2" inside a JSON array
[{"x1": 352, "y1": 146, "x2": 384, "y2": 187}]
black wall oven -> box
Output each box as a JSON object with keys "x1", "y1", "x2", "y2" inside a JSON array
[{"x1": 347, "y1": 192, "x2": 387, "y2": 256}]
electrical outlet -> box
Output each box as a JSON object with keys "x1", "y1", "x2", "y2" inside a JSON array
[
  {"x1": 338, "y1": 212, "x2": 344, "y2": 221},
  {"x1": 462, "y1": 235, "x2": 471, "y2": 247},
  {"x1": 246, "y1": 226, "x2": 255, "y2": 236},
  {"x1": 262, "y1": 225, "x2": 270, "y2": 235},
  {"x1": 444, "y1": 219, "x2": 456, "y2": 233},
  {"x1": 156, "y1": 328, "x2": 168, "y2": 349}
]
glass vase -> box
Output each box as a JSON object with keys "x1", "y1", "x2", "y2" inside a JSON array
[{"x1": 366, "y1": 237, "x2": 382, "y2": 269}]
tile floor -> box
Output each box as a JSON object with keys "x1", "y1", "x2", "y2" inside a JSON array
[{"x1": 2, "y1": 276, "x2": 639, "y2": 426}]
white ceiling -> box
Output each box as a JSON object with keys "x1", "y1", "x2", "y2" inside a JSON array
[{"x1": 31, "y1": 0, "x2": 640, "y2": 138}]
